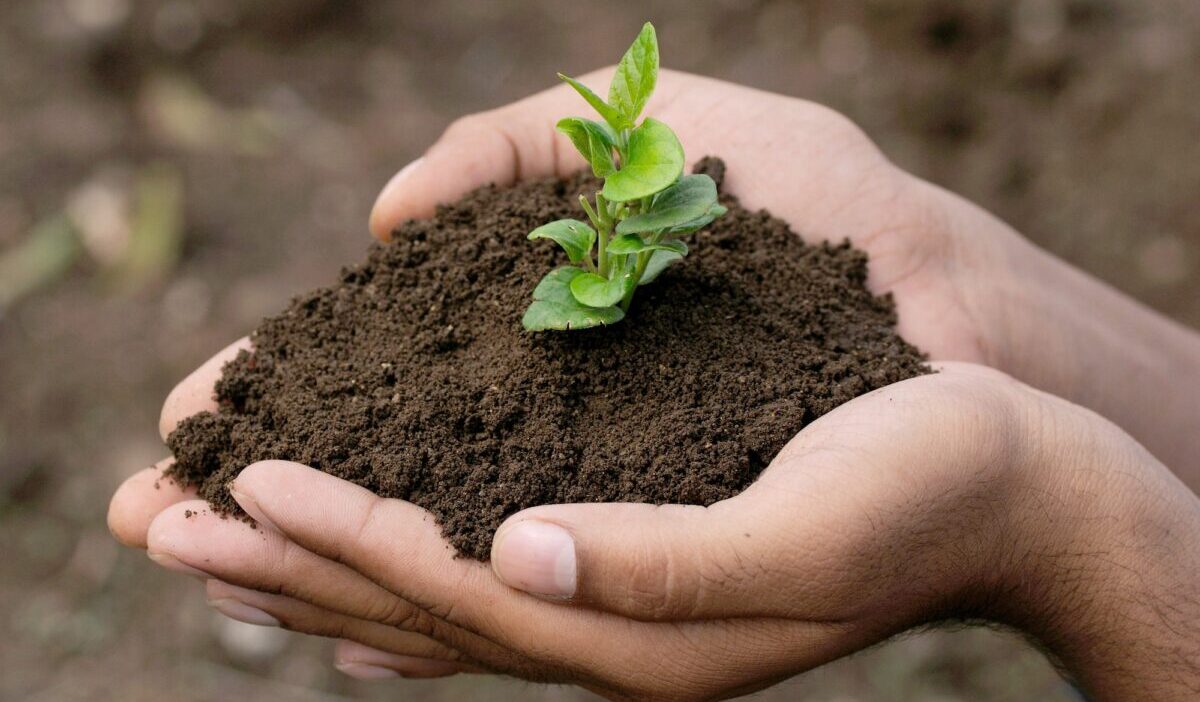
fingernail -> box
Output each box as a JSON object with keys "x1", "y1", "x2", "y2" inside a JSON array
[
  {"x1": 148, "y1": 551, "x2": 210, "y2": 578},
  {"x1": 370, "y1": 156, "x2": 425, "y2": 237},
  {"x1": 208, "y1": 598, "x2": 281, "y2": 628},
  {"x1": 229, "y1": 485, "x2": 279, "y2": 532},
  {"x1": 335, "y1": 662, "x2": 402, "y2": 680},
  {"x1": 491, "y1": 520, "x2": 576, "y2": 598}
]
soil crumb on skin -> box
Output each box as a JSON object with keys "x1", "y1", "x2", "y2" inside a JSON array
[{"x1": 166, "y1": 158, "x2": 928, "y2": 560}]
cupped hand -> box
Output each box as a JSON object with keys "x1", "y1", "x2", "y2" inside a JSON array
[
  {"x1": 122, "y1": 363, "x2": 1200, "y2": 700},
  {"x1": 107, "y1": 68, "x2": 1001, "y2": 682},
  {"x1": 108, "y1": 68, "x2": 1200, "y2": 696}
]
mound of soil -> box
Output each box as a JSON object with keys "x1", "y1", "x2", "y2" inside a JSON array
[{"x1": 166, "y1": 159, "x2": 928, "y2": 560}]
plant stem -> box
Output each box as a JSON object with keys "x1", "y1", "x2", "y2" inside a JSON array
[
  {"x1": 620, "y1": 250, "x2": 651, "y2": 311},
  {"x1": 595, "y1": 192, "x2": 610, "y2": 225},
  {"x1": 579, "y1": 195, "x2": 601, "y2": 230},
  {"x1": 595, "y1": 192, "x2": 611, "y2": 276},
  {"x1": 616, "y1": 129, "x2": 630, "y2": 166},
  {"x1": 597, "y1": 227, "x2": 612, "y2": 276},
  {"x1": 580, "y1": 194, "x2": 609, "y2": 276},
  {"x1": 619, "y1": 229, "x2": 666, "y2": 310}
]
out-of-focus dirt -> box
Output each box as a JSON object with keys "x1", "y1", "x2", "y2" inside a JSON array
[{"x1": 0, "y1": 1, "x2": 1194, "y2": 700}]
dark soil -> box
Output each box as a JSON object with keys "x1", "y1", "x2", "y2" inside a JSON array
[{"x1": 165, "y1": 158, "x2": 928, "y2": 560}]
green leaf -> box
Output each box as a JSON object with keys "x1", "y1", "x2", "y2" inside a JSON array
[
  {"x1": 528, "y1": 219, "x2": 596, "y2": 264},
  {"x1": 616, "y1": 174, "x2": 718, "y2": 234},
  {"x1": 638, "y1": 249, "x2": 683, "y2": 285},
  {"x1": 666, "y1": 204, "x2": 728, "y2": 235},
  {"x1": 523, "y1": 300, "x2": 624, "y2": 331},
  {"x1": 556, "y1": 118, "x2": 617, "y2": 178},
  {"x1": 523, "y1": 267, "x2": 624, "y2": 331},
  {"x1": 558, "y1": 73, "x2": 628, "y2": 130},
  {"x1": 607, "y1": 234, "x2": 688, "y2": 257},
  {"x1": 532, "y1": 266, "x2": 586, "y2": 304},
  {"x1": 569, "y1": 270, "x2": 638, "y2": 308},
  {"x1": 608, "y1": 23, "x2": 659, "y2": 125},
  {"x1": 601, "y1": 119, "x2": 683, "y2": 202}
]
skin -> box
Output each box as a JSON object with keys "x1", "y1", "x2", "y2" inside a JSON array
[{"x1": 108, "y1": 70, "x2": 1200, "y2": 699}]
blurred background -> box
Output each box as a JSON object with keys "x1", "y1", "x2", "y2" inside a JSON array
[{"x1": 1, "y1": 0, "x2": 1197, "y2": 700}]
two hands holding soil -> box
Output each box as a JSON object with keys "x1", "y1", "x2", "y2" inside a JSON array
[{"x1": 109, "y1": 70, "x2": 1200, "y2": 700}]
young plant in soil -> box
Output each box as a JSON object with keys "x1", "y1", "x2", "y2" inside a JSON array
[{"x1": 522, "y1": 22, "x2": 727, "y2": 331}]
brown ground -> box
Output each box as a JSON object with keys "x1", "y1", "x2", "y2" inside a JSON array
[{"x1": 1, "y1": 1, "x2": 1195, "y2": 700}]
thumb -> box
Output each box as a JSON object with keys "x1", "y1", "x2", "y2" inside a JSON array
[
  {"x1": 490, "y1": 499, "x2": 783, "y2": 621},
  {"x1": 369, "y1": 67, "x2": 624, "y2": 241},
  {"x1": 368, "y1": 69, "x2": 620, "y2": 241},
  {"x1": 368, "y1": 112, "x2": 546, "y2": 240}
]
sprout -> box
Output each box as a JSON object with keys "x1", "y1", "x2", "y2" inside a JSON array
[{"x1": 522, "y1": 22, "x2": 726, "y2": 331}]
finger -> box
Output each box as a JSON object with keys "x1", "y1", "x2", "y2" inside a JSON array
[
  {"x1": 107, "y1": 458, "x2": 196, "y2": 548},
  {"x1": 146, "y1": 499, "x2": 524, "y2": 667},
  {"x1": 148, "y1": 500, "x2": 433, "y2": 630},
  {"x1": 228, "y1": 462, "x2": 604, "y2": 659},
  {"x1": 368, "y1": 67, "x2": 627, "y2": 241},
  {"x1": 206, "y1": 580, "x2": 467, "y2": 664},
  {"x1": 159, "y1": 337, "x2": 251, "y2": 441},
  {"x1": 112, "y1": 338, "x2": 250, "y2": 549},
  {"x1": 228, "y1": 463, "x2": 501, "y2": 630},
  {"x1": 490, "y1": 500, "x2": 778, "y2": 621},
  {"x1": 226, "y1": 462, "x2": 882, "y2": 693},
  {"x1": 333, "y1": 639, "x2": 477, "y2": 680}
]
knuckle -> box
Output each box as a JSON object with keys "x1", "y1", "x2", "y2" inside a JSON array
[
  {"x1": 343, "y1": 494, "x2": 388, "y2": 566},
  {"x1": 621, "y1": 544, "x2": 696, "y2": 620},
  {"x1": 423, "y1": 599, "x2": 461, "y2": 626},
  {"x1": 324, "y1": 617, "x2": 353, "y2": 641},
  {"x1": 270, "y1": 539, "x2": 306, "y2": 596},
  {"x1": 377, "y1": 597, "x2": 436, "y2": 638},
  {"x1": 436, "y1": 643, "x2": 469, "y2": 664},
  {"x1": 369, "y1": 594, "x2": 413, "y2": 627},
  {"x1": 277, "y1": 606, "x2": 341, "y2": 639}
]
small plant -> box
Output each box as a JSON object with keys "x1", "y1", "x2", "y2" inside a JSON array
[{"x1": 522, "y1": 22, "x2": 726, "y2": 331}]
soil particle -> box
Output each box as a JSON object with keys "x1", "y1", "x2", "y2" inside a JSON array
[{"x1": 166, "y1": 158, "x2": 928, "y2": 560}]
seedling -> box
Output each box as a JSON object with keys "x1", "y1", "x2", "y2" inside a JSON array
[{"x1": 522, "y1": 22, "x2": 726, "y2": 331}]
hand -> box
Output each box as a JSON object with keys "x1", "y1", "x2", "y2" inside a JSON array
[
  {"x1": 369, "y1": 68, "x2": 1200, "y2": 481},
  {"x1": 371, "y1": 68, "x2": 989, "y2": 365},
  {"x1": 108, "y1": 66, "x2": 1002, "y2": 543},
  {"x1": 108, "y1": 68, "x2": 1200, "y2": 695},
  {"x1": 125, "y1": 364, "x2": 1200, "y2": 700},
  {"x1": 110, "y1": 68, "x2": 1196, "y2": 549}
]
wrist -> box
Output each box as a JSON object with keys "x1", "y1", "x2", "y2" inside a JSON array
[
  {"x1": 936, "y1": 185, "x2": 1200, "y2": 481},
  {"x1": 992, "y1": 397, "x2": 1200, "y2": 700}
]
